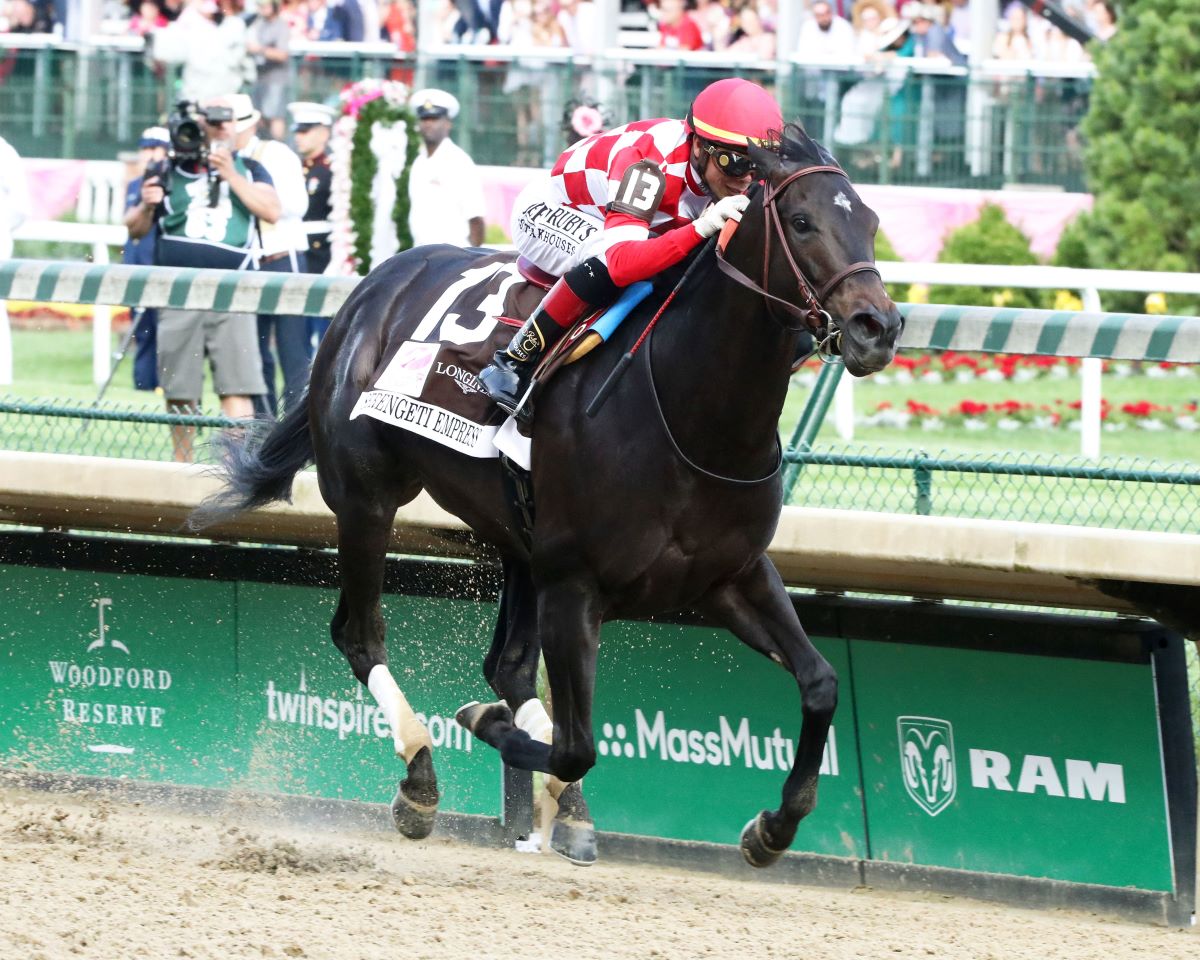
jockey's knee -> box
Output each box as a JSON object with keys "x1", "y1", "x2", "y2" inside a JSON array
[{"x1": 563, "y1": 257, "x2": 621, "y2": 306}]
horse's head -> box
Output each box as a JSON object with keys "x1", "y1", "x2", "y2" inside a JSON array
[{"x1": 738, "y1": 124, "x2": 902, "y2": 377}]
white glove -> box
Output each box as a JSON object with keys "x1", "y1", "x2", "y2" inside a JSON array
[{"x1": 693, "y1": 193, "x2": 750, "y2": 239}]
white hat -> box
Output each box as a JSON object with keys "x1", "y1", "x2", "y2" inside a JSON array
[
  {"x1": 877, "y1": 16, "x2": 911, "y2": 50},
  {"x1": 288, "y1": 101, "x2": 336, "y2": 129},
  {"x1": 138, "y1": 126, "x2": 169, "y2": 148},
  {"x1": 226, "y1": 93, "x2": 261, "y2": 134},
  {"x1": 409, "y1": 88, "x2": 460, "y2": 121}
]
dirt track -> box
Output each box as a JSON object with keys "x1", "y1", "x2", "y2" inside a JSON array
[{"x1": 0, "y1": 782, "x2": 1193, "y2": 960}]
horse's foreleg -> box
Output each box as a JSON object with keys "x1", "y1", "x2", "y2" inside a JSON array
[
  {"x1": 331, "y1": 503, "x2": 438, "y2": 840},
  {"x1": 702, "y1": 556, "x2": 837, "y2": 868}
]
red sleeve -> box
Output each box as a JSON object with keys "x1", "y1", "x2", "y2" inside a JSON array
[
  {"x1": 604, "y1": 221, "x2": 704, "y2": 288},
  {"x1": 683, "y1": 17, "x2": 704, "y2": 50}
]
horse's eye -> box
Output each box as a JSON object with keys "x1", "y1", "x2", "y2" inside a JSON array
[{"x1": 791, "y1": 215, "x2": 811, "y2": 233}]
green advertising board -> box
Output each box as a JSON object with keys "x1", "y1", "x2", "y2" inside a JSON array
[
  {"x1": 852, "y1": 638, "x2": 1173, "y2": 891},
  {"x1": 585, "y1": 620, "x2": 866, "y2": 859},
  {"x1": 0, "y1": 566, "x2": 239, "y2": 787}
]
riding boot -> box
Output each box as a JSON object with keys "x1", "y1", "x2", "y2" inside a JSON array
[{"x1": 479, "y1": 277, "x2": 594, "y2": 422}]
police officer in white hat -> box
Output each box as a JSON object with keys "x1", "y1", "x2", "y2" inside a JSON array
[
  {"x1": 288, "y1": 101, "x2": 337, "y2": 344},
  {"x1": 407, "y1": 88, "x2": 486, "y2": 248}
]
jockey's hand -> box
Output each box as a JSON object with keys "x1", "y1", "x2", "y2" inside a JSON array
[{"x1": 693, "y1": 194, "x2": 750, "y2": 239}]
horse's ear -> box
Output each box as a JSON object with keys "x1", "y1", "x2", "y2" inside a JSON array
[{"x1": 749, "y1": 140, "x2": 780, "y2": 179}]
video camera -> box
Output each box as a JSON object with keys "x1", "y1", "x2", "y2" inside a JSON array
[{"x1": 146, "y1": 100, "x2": 236, "y2": 208}]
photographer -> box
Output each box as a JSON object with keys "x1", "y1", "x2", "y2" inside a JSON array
[{"x1": 125, "y1": 96, "x2": 281, "y2": 463}]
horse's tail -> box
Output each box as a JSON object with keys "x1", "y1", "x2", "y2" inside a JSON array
[{"x1": 188, "y1": 391, "x2": 315, "y2": 531}]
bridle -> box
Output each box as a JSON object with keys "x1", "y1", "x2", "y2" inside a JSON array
[{"x1": 715, "y1": 164, "x2": 881, "y2": 360}]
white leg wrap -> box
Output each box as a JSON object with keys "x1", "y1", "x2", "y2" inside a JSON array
[
  {"x1": 367, "y1": 665, "x2": 431, "y2": 764},
  {"x1": 514, "y1": 698, "x2": 554, "y2": 744}
]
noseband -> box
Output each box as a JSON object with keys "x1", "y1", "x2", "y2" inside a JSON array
[{"x1": 715, "y1": 164, "x2": 880, "y2": 359}]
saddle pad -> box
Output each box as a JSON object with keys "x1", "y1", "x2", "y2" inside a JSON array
[{"x1": 350, "y1": 256, "x2": 539, "y2": 459}]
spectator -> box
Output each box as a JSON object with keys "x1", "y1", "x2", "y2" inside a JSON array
[
  {"x1": 1089, "y1": 0, "x2": 1116, "y2": 41},
  {"x1": 795, "y1": 0, "x2": 856, "y2": 62},
  {"x1": 899, "y1": 1, "x2": 962, "y2": 61},
  {"x1": 993, "y1": 3, "x2": 1035, "y2": 60},
  {"x1": 407, "y1": 88, "x2": 486, "y2": 248},
  {"x1": 946, "y1": 0, "x2": 969, "y2": 56},
  {"x1": 129, "y1": 0, "x2": 167, "y2": 34},
  {"x1": 656, "y1": 0, "x2": 702, "y2": 51},
  {"x1": 557, "y1": 0, "x2": 596, "y2": 53},
  {"x1": 279, "y1": 0, "x2": 309, "y2": 38},
  {"x1": 851, "y1": 0, "x2": 894, "y2": 58},
  {"x1": 1042, "y1": 24, "x2": 1086, "y2": 62},
  {"x1": 0, "y1": 133, "x2": 30, "y2": 385},
  {"x1": 247, "y1": 0, "x2": 290, "y2": 141},
  {"x1": 726, "y1": 5, "x2": 774, "y2": 59},
  {"x1": 498, "y1": 0, "x2": 566, "y2": 166},
  {"x1": 287, "y1": 101, "x2": 335, "y2": 346},
  {"x1": 306, "y1": 0, "x2": 329, "y2": 36},
  {"x1": 320, "y1": 0, "x2": 364, "y2": 40},
  {"x1": 122, "y1": 126, "x2": 170, "y2": 392},
  {"x1": 7, "y1": 0, "x2": 58, "y2": 32},
  {"x1": 228, "y1": 92, "x2": 311, "y2": 416},
  {"x1": 152, "y1": 0, "x2": 256, "y2": 103},
  {"x1": 693, "y1": 0, "x2": 732, "y2": 51},
  {"x1": 124, "y1": 95, "x2": 280, "y2": 461},
  {"x1": 382, "y1": 0, "x2": 416, "y2": 50}
]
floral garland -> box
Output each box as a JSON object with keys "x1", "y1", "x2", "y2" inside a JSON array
[{"x1": 328, "y1": 79, "x2": 421, "y2": 277}]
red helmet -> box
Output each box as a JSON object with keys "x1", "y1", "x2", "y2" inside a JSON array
[{"x1": 687, "y1": 78, "x2": 782, "y2": 148}]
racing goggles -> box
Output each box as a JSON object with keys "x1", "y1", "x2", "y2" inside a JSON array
[{"x1": 701, "y1": 142, "x2": 758, "y2": 178}]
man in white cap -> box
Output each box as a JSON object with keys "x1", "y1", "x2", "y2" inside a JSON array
[
  {"x1": 228, "y1": 92, "x2": 312, "y2": 416},
  {"x1": 407, "y1": 88, "x2": 486, "y2": 248},
  {"x1": 288, "y1": 100, "x2": 336, "y2": 345},
  {"x1": 122, "y1": 126, "x2": 171, "y2": 392}
]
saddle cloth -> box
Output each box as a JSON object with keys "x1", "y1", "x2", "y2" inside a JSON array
[{"x1": 350, "y1": 254, "x2": 546, "y2": 463}]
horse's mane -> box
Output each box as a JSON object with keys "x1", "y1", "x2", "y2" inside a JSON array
[{"x1": 773, "y1": 122, "x2": 841, "y2": 170}]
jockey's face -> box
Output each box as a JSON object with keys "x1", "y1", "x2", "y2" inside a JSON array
[{"x1": 692, "y1": 137, "x2": 756, "y2": 200}]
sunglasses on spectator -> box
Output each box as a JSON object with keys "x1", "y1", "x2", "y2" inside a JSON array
[{"x1": 701, "y1": 142, "x2": 757, "y2": 178}]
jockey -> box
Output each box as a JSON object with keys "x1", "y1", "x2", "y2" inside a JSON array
[{"x1": 479, "y1": 77, "x2": 783, "y2": 420}]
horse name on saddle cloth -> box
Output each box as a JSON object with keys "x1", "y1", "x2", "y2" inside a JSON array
[{"x1": 350, "y1": 258, "x2": 530, "y2": 460}]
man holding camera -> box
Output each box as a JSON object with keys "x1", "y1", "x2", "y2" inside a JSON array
[{"x1": 125, "y1": 96, "x2": 281, "y2": 462}]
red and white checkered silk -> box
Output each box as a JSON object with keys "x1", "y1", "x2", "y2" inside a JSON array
[{"x1": 549, "y1": 118, "x2": 711, "y2": 234}]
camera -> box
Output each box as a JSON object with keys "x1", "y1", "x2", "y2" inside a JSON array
[{"x1": 152, "y1": 100, "x2": 235, "y2": 208}]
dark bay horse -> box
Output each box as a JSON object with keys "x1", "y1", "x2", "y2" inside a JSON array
[{"x1": 192, "y1": 124, "x2": 902, "y2": 867}]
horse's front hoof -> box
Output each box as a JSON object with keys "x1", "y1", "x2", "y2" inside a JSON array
[
  {"x1": 549, "y1": 816, "x2": 597, "y2": 866},
  {"x1": 455, "y1": 699, "x2": 513, "y2": 737},
  {"x1": 740, "y1": 812, "x2": 786, "y2": 868},
  {"x1": 391, "y1": 746, "x2": 439, "y2": 840}
]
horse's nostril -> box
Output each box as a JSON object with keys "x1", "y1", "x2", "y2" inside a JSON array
[{"x1": 852, "y1": 311, "x2": 885, "y2": 343}]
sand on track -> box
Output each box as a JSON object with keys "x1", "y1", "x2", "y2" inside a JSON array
[{"x1": 0, "y1": 783, "x2": 1194, "y2": 960}]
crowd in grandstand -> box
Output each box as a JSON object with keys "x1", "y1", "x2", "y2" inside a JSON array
[{"x1": 0, "y1": 0, "x2": 1116, "y2": 62}]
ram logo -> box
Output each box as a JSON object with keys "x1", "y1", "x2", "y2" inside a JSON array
[{"x1": 899, "y1": 716, "x2": 957, "y2": 817}]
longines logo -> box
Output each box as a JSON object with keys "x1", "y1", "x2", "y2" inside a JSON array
[{"x1": 899, "y1": 715, "x2": 956, "y2": 817}]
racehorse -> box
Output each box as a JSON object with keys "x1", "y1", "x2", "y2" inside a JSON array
[{"x1": 191, "y1": 123, "x2": 902, "y2": 867}]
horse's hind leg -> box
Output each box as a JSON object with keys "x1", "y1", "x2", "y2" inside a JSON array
[
  {"x1": 329, "y1": 491, "x2": 438, "y2": 840},
  {"x1": 464, "y1": 560, "x2": 597, "y2": 864},
  {"x1": 701, "y1": 556, "x2": 837, "y2": 868}
]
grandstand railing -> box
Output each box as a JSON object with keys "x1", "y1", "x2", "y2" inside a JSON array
[{"x1": 0, "y1": 35, "x2": 1092, "y2": 190}]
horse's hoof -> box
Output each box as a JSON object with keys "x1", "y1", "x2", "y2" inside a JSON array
[
  {"x1": 391, "y1": 782, "x2": 439, "y2": 840},
  {"x1": 549, "y1": 816, "x2": 597, "y2": 866},
  {"x1": 391, "y1": 746, "x2": 439, "y2": 840},
  {"x1": 455, "y1": 699, "x2": 513, "y2": 736},
  {"x1": 740, "y1": 812, "x2": 786, "y2": 868}
]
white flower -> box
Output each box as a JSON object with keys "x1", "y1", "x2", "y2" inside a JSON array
[
  {"x1": 1112, "y1": 364, "x2": 1132, "y2": 378},
  {"x1": 996, "y1": 417, "x2": 1022, "y2": 431},
  {"x1": 963, "y1": 418, "x2": 988, "y2": 431},
  {"x1": 791, "y1": 372, "x2": 817, "y2": 389},
  {"x1": 1030, "y1": 415, "x2": 1058, "y2": 430},
  {"x1": 1146, "y1": 365, "x2": 1169, "y2": 379},
  {"x1": 1136, "y1": 418, "x2": 1167, "y2": 431},
  {"x1": 980, "y1": 369, "x2": 1006, "y2": 382},
  {"x1": 954, "y1": 370, "x2": 974, "y2": 383},
  {"x1": 1012, "y1": 369, "x2": 1038, "y2": 383},
  {"x1": 1175, "y1": 366, "x2": 1196, "y2": 378},
  {"x1": 920, "y1": 417, "x2": 944, "y2": 431},
  {"x1": 1174, "y1": 415, "x2": 1199, "y2": 431},
  {"x1": 1049, "y1": 365, "x2": 1070, "y2": 379},
  {"x1": 920, "y1": 370, "x2": 943, "y2": 383},
  {"x1": 872, "y1": 373, "x2": 892, "y2": 386},
  {"x1": 1102, "y1": 422, "x2": 1127, "y2": 432},
  {"x1": 893, "y1": 369, "x2": 913, "y2": 384}
]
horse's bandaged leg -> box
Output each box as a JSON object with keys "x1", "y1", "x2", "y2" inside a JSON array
[
  {"x1": 514, "y1": 698, "x2": 553, "y2": 744},
  {"x1": 368, "y1": 665, "x2": 432, "y2": 764}
]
